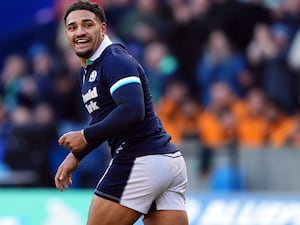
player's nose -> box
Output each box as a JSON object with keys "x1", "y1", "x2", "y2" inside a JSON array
[{"x1": 75, "y1": 25, "x2": 86, "y2": 37}]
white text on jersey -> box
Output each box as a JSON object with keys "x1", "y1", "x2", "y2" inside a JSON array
[
  {"x1": 82, "y1": 87, "x2": 100, "y2": 113},
  {"x1": 85, "y1": 100, "x2": 100, "y2": 113},
  {"x1": 82, "y1": 87, "x2": 98, "y2": 103}
]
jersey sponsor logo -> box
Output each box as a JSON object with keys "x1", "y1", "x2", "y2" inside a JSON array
[
  {"x1": 85, "y1": 100, "x2": 100, "y2": 113},
  {"x1": 82, "y1": 87, "x2": 98, "y2": 103},
  {"x1": 89, "y1": 70, "x2": 97, "y2": 82},
  {"x1": 82, "y1": 87, "x2": 100, "y2": 113}
]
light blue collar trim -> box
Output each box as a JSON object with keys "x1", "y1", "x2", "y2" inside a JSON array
[{"x1": 88, "y1": 35, "x2": 112, "y2": 62}]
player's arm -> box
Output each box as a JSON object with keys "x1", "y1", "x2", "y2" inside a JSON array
[
  {"x1": 58, "y1": 121, "x2": 104, "y2": 161},
  {"x1": 83, "y1": 79, "x2": 145, "y2": 144},
  {"x1": 70, "y1": 138, "x2": 103, "y2": 161},
  {"x1": 62, "y1": 79, "x2": 145, "y2": 161}
]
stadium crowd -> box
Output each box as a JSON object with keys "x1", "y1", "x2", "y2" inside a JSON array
[{"x1": 0, "y1": 0, "x2": 300, "y2": 187}]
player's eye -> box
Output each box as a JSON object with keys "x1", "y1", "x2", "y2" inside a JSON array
[
  {"x1": 84, "y1": 22, "x2": 94, "y2": 28},
  {"x1": 67, "y1": 25, "x2": 76, "y2": 32}
]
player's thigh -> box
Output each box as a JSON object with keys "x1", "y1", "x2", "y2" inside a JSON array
[
  {"x1": 87, "y1": 195, "x2": 141, "y2": 225},
  {"x1": 143, "y1": 210, "x2": 188, "y2": 225}
]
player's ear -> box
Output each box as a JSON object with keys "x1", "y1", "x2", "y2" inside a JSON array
[{"x1": 100, "y1": 22, "x2": 107, "y2": 36}]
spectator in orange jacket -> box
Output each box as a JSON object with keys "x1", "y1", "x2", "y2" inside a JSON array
[
  {"x1": 266, "y1": 109, "x2": 300, "y2": 148},
  {"x1": 156, "y1": 80, "x2": 189, "y2": 145},
  {"x1": 176, "y1": 96, "x2": 202, "y2": 141},
  {"x1": 264, "y1": 100, "x2": 295, "y2": 148},
  {"x1": 236, "y1": 88, "x2": 269, "y2": 148},
  {"x1": 197, "y1": 82, "x2": 236, "y2": 148},
  {"x1": 284, "y1": 109, "x2": 300, "y2": 148}
]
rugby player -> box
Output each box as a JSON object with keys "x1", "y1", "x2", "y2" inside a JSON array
[{"x1": 54, "y1": 1, "x2": 188, "y2": 225}]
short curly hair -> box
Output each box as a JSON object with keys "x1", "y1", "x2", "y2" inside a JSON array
[{"x1": 64, "y1": 0, "x2": 107, "y2": 24}]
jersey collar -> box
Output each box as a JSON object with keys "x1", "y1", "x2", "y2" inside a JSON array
[{"x1": 86, "y1": 35, "x2": 112, "y2": 66}]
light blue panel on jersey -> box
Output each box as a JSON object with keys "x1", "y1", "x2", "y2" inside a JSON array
[{"x1": 110, "y1": 76, "x2": 141, "y2": 95}]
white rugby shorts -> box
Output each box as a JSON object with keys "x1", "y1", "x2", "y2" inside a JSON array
[{"x1": 94, "y1": 151, "x2": 187, "y2": 214}]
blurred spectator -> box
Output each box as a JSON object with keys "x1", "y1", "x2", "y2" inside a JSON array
[
  {"x1": 3, "y1": 106, "x2": 32, "y2": 172},
  {"x1": 200, "y1": 0, "x2": 271, "y2": 52},
  {"x1": 166, "y1": 0, "x2": 271, "y2": 85},
  {"x1": 288, "y1": 29, "x2": 300, "y2": 72},
  {"x1": 116, "y1": 0, "x2": 167, "y2": 45},
  {"x1": 227, "y1": 0, "x2": 272, "y2": 51},
  {"x1": 52, "y1": 49, "x2": 86, "y2": 122},
  {"x1": 17, "y1": 74, "x2": 40, "y2": 109},
  {"x1": 0, "y1": 103, "x2": 8, "y2": 170},
  {"x1": 104, "y1": 0, "x2": 132, "y2": 29},
  {"x1": 3, "y1": 103, "x2": 56, "y2": 186},
  {"x1": 197, "y1": 82, "x2": 237, "y2": 149},
  {"x1": 286, "y1": 109, "x2": 300, "y2": 147},
  {"x1": 166, "y1": 0, "x2": 212, "y2": 81},
  {"x1": 271, "y1": 22, "x2": 292, "y2": 56},
  {"x1": 273, "y1": 0, "x2": 300, "y2": 38},
  {"x1": 247, "y1": 22, "x2": 297, "y2": 113},
  {"x1": 236, "y1": 88, "x2": 269, "y2": 148},
  {"x1": 54, "y1": 73, "x2": 85, "y2": 120},
  {"x1": 0, "y1": 54, "x2": 28, "y2": 111},
  {"x1": 196, "y1": 82, "x2": 241, "y2": 177},
  {"x1": 195, "y1": 29, "x2": 248, "y2": 106},
  {"x1": 156, "y1": 80, "x2": 189, "y2": 145},
  {"x1": 246, "y1": 23, "x2": 278, "y2": 87},
  {"x1": 157, "y1": 80, "x2": 201, "y2": 148},
  {"x1": 167, "y1": 0, "x2": 192, "y2": 24},
  {"x1": 0, "y1": 103, "x2": 8, "y2": 133},
  {"x1": 27, "y1": 43, "x2": 56, "y2": 104},
  {"x1": 31, "y1": 103, "x2": 57, "y2": 185},
  {"x1": 143, "y1": 41, "x2": 178, "y2": 102},
  {"x1": 61, "y1": 47, "x2": 82, "y2": 76},
  {"x1": 262, "y1": 104, "x2": 300, "y2": 148},
  {"x1": 176, "y1": 96, "x2": 202, "y2": 141},
  {"x1": 264, "y1": 99, "x2": 295, "y2": 148}
]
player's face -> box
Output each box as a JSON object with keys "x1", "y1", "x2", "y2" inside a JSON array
[{"x1": 65, "y1": 10, "x2": 106, "y2": 59}]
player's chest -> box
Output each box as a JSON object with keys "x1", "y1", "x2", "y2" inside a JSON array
[{"x1": 81, "y1": 69, "x2": 113, "y2": 114}]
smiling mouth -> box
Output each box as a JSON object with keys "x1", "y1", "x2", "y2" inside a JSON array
[{"x1": 75, "y1": 38, "x2": 90, "y2": 46}]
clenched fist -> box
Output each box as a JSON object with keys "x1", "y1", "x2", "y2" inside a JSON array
[{"x1": 58, "y1": 130, "x2": 88, "y2": 152}]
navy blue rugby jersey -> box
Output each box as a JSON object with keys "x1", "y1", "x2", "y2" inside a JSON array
[{"x1": 80, "y1": 44, "x2": 177, "y2": 159}]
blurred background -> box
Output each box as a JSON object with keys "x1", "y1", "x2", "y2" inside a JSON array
[{"x1": 1, "y1": 0, "x2": 300, "y2": 224}]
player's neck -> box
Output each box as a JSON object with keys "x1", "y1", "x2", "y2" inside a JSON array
[{"x1": 80, "y1": 58, "x2": 87, "y2": 68}]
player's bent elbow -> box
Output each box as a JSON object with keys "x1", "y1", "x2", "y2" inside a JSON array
[
  {"x1": 127, "y1": 103, "x2": 145, "y2": 123},
  {"x1": 131, "y1": 109, "x2": 145, "y2": 123}
]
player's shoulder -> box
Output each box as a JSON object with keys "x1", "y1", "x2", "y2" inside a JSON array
[
  {"x1": 103, "y1": 44, "x2": 137, "y2": 66},
  {"x1": 99, "y1": 44, "x2": 145, "y2": 84}
]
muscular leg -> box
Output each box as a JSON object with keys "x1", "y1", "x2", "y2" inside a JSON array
[
  {"x1": 143, "y1": 210, "x2": 188, "y2": 225},
  {"x1": 87, "y1": 195, "x2": 141, "y2": 225}
]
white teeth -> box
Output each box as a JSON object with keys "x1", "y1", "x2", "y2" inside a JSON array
[{"x1": 76, "y1": 39, "x2": 89, "y2": 44}]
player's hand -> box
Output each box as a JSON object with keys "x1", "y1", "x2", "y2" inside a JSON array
[
  {"x1": 54, "y1": 153, "x2": 79, "y2": 191},
  {"x1": 58, "y1": 130, "x2": 87, "y2": 152}
]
